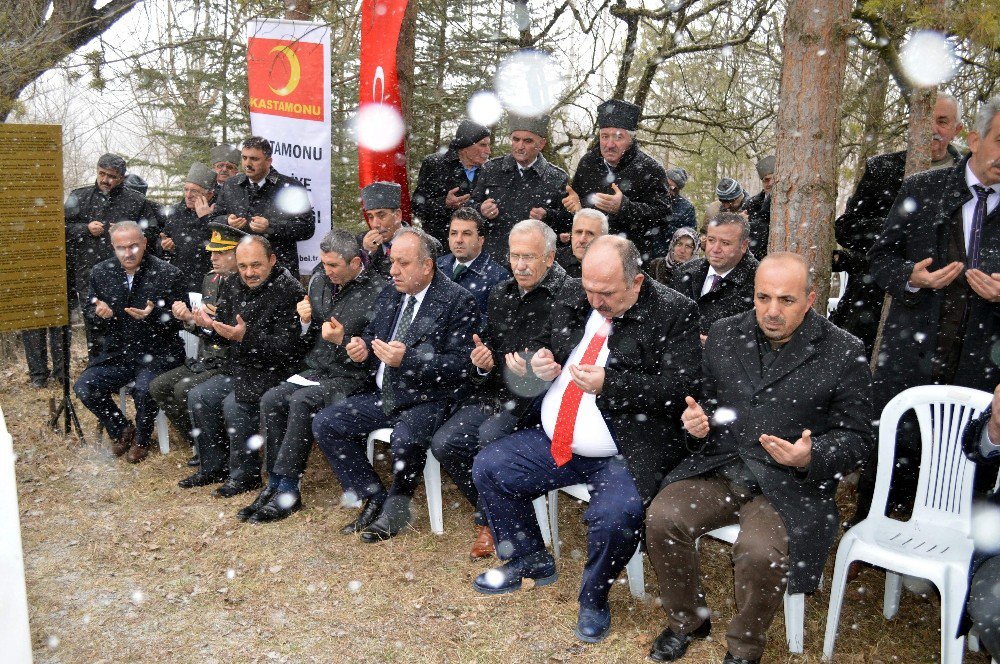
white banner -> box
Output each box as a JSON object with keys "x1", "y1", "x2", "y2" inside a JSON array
[
  {"x1": 247, "y1": 18, "x2": 331, "y2": 274},
  {"x1": 0, "y1": 407, "x2": 32, "y2": 663}
]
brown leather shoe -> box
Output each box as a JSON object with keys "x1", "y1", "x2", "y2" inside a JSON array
[
  {"x1": 470, "y1": 525, "x2": 495, "y2": 559},
  {"x1": 111, "y1": 425, "x2": 136, "y2": 457},
  {"x1": 125, "y1": 442, "x2": 150, "y2": 464}
]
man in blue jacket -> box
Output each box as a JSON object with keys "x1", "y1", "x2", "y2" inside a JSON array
[{"x1": 436, "y1": 207, "x2": 510, "y2": 322}]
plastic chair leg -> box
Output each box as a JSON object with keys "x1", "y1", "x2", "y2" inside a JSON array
[
  {"x1": 625, "y1": 547, "x2": 645, "y2": 599},
  {"x1": 941, "y1": 570, "x2": 970, "y2": 664},
  {"x1": 784, "y1": 591, "x2": 805, "y2": 654},
  {"x1": 883, "y1": 571, "x2": 902, "y2": 619},
  {"x1": 423, "y1": 451, "x2": 444, "y2": 535},
  {"x1": 968, "y1": 629, "x2": 980, "y2": 652},
  {"x1": 155, "y1": 411, "x2": 170, "y2": 454},
  {"x1": 822, "y1": 545, "x2": 854, "y2": 660},
  {"x1": 547, "y1": 490, "x2": 561, "y2": 558},
  {"x1": 532, "y1": 496, "x2": 551, "y2": 547}
]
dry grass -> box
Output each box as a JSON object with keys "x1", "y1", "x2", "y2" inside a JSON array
[{"x1": 2, "y1": 337, "x2": 991, "y2": 663}]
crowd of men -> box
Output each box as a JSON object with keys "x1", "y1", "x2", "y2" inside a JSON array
[{"x1": 28, "y1": 92, "x2": 1000, "y2": 662}]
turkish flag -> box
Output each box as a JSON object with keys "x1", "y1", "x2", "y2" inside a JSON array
[{"x1": 358, "y1": 0, "x2": 411, "y2": 223}]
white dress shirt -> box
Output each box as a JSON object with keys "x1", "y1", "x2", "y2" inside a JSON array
[
  {"x1": 981, "y1": 423, "x2": 1000, "y2": 459},
  {"x1": 700, "y1": 266, "x2": 733, "y2": 297},
  {"x1": 541, "y1": 310, "x2": 617, "y2": 457},
  {"x1": 963, "y1": 161, "x2": 1000, "y2": 248},
  {"x1": 375, "y1": 283, "x2": 430, "y2": 389}
]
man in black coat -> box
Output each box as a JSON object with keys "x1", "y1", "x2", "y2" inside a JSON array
[
  {"x1": 671, "y1": 212, "x2": 758, "y2": 341},
  {"x1": 470, "y1": 114, "x2": 572, "y2": 260},
  {"x1": 73, "y1": 220, "x2": 186, "y2": 463},
  {"x1": 832, "y1": 94, "x2": 964, "y2": 355},
  {"x1": 212, "y1": 136, "x2": 314, "y2": 278},
  {"x1": 313, "y1": 227, "x2": 480, "y2": 543},
  {"x1": 961, "y1": 385, "x2": 1000, "y2": 661},
  {"x1": 209, "y1": 144, "x2": 241, "y2": 197},
  {"x1": 855, "y1": 96, "x2": 1000, "y2": 524},
  {"x1": 411, "y1": 119, "x2": 491, "y2": 245},
  {"x1": 179, "y1": 236, "x2": 305, "y2": 496},
  {"x1": 563, "y1": 99, "x2": 671, "y2": 262},
  {"x1": 645, "y1": 253, "x2": 874, "y2": 664},
  {"x1": 160, "y1": 162, "x2": 218, "y2": 293},
  {"x1": 431, "y1": 219, "x2": 570, "y2": 558},
  {"x1": 358, "y1": 181, "x2": 405, "y2": 278},
  {"x1": 743, "y1": 155, "x2": 774, "y2": 259},
  {"x1": 472, "y1": 235, "x2": 700, "y2": 644},
  {"x1": 241, "y1": 228, "x2": 386, "y2": 524},
  {"x1": 555, "y1": 208, "x2": 608, "y2": 279},
  {"x1": 65, "y1": 153, "x2": 160, "y2": 356}
]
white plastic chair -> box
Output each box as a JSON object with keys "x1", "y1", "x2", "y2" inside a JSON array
[
  {"x1": 547, "y1": 483, "x2": 646, "y2": 598},
  {"x1": 115, "y1": 384, "x2": 170, "y2": 454},
  {"x1": 365, "y1": 428, "x2": 551, "y2": 542},
  {"x1": 699, "y1": 524, "x2": 807, "y2": 653},
  {"x1": 822, "y1": 385, "x2": 991, "y2": 664}
]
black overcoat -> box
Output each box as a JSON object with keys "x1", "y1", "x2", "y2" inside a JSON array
[
  {"x1": 411, "y1": 149, "x2": 480, "y2": 245},
  {"x1": 671, "y1": 252, "x2": 759, "y2": 336}
]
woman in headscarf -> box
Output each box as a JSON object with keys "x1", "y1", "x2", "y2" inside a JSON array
[{"x1": 649, "y1": 227, "x2": 699, "y2": 285}]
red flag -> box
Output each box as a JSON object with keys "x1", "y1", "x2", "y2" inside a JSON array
[{"x1": 359, "y1": 0, "x2": 411, "y2": 224}]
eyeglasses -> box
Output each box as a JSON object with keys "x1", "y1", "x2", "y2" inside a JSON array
[
  {"x1": 113, "y1": 243, "x2": 142, "y2": 256},
  {"x1": 509, "y1": 253, "x2": 541, "y2": 263}
]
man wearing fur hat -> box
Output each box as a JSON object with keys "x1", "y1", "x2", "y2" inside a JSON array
[
  {"x1": 563, "y1": 99, "x2": 671, "y2": 262},
  {"x1": 160, "y1": 163, "x2": 219, "y2": 293},
  {"x1": 209, "y1": 144, "x2": 241, "y2": 196},
  {"x1": 471, "y1": 114, "x2": 572, "y2": 260},
  {"x1": 411, "y1": 119, "x2": 492, "y2": 245},
  {"x1": 359, "y1": 181, "x2": 406, "y2": 278}
]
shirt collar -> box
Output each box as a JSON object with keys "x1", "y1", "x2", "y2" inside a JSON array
[
  {"x1": 517, "y1": 157, "x2": 539, "y2": 173},
  {"x1": 707, "y1": 265, "x2": 734, "y2": 281},
  {"x1": 965, "y1": 161, "x2": 1000, "y2": 197}
]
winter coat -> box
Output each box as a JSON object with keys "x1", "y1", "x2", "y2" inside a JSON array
[
  {"x1": 212, "y1": 168, "x2": 314, "y2": 277},
  {"x1": 360, "y1": 270, "x2": 481, "y2": 416},
  {"x1": 671, "y1": 252, "x2": 759, "y2": 336},
  {"x1": 960, "y1": 407, "x2": 1000, "y2": 635},
  {"x1": 65, "y1": 182, "x2": 160, "y2": 294},
  {"x1": 183, "y1": 271, "x2": 229, "y2": 373},
  {"x1": 298, "y1": 265, "x2": 386, "y2": 388},
  {"x1": 570, "y1": 143, "x2": 671, "y2": 262},
  {"x1": 470, "y1": 262, "x2": 570, "y2": 415},
  {"x1": 411, "y1": 149, "x2": 481, "y2": 245},
  {"x1": 744, "y1": 190, "x2": 771, "y2": 259},
  {"x1": 528, "y1": 276, "x2": 701, "y2": 501},
  {"x1": 659, "y1": 194, "x2": 697, "y2": 254},
  {"x1": 204, "y1": 268, "x2": 306, "y2": 403},
  {"x1": 83, "y1": 253, "x2": 185, "y2": 373},
  {"x1": 436, "y1": 251, "x2": 511, "y2": 324},
  {"x1": 162, "y1": 200, "x2": 213, "y2": 293},
  {"x1": 662, "y1": 309, "x2": 874, "y2": 594},
  {"x1": 832, "y1": 146, "x2": 962, "y2": 354},
  {"x1": 868, "y1": 154, "x2": 1000, "y2": 408},
  {"x1": 555, "y1": 245, "x2": 582, "y2": 278},
  {"x1": 470, "y1": 154, "x2": 572, "y2": 260}
]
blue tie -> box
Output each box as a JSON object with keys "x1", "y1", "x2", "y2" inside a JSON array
[{"x1": 969, "y1": 184, "x2": 992, "y2": 269}]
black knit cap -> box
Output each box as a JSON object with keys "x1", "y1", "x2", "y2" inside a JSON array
[
  {"x1": 450, "y1": 119, "x2": 491, "y2": 150},
  {"x1": 597, "y1": 99, "x2": 640, "y2": 131}
]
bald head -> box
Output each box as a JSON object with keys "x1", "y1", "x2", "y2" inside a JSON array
[
  {"x1": 581, "y1": 235, "x2": 644, "y2": 319},
  {"x1": 754, "y1": 252, "x2": 816, "y2": 344}
]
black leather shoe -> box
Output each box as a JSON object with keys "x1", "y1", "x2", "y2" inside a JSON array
[
  {"x1": 249, "y1": 492, "x2": 303, "y2": 524},
  {"x1": 213, "y1": 477, "x2": 262, "y2": 499},
  {"x1": 575, "y1": 605, "x2": 611, "y2": 643},
  {"x1": 236, "y1": 486, "x2": 276, "y2": 522},
  {"x1": 472, "y1": 550, "x2": 558, "y2": 595},
  {"x1": 178, "y1": 470, "x2": 227, "y2": 489},
  {"x1": 722, "y1": 652, "x2": 759, "y2": 664},
  {"x1": 187, "y1": 453, "x2": 200, "y2": 467},
  {"x1": 648, "y1": 618, "x2": 712, "y2": 662},
  {"x1": 339, "y1": 493, "x2": 386, "y2": 535},
  {"x1": 359, "y1": 513, "x2": 405, "y2": 542}
]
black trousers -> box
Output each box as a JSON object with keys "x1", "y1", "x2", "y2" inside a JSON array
[
  {"x1": 260, "y1": 380, "x2": 346, "y2": 480},
  {"x1": 21, "y1": 327, "x2": 66, "y2": 383}
]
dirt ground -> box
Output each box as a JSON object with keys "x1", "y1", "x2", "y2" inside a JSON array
[{"x1": 2, "y1": 339, "x2": 991, "y2": 663}]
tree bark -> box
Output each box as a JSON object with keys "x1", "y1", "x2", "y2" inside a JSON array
[
  {"x1": 770, "y1": 0, "x2": 852, "y2": 311},
  {"x1": 284, "y1": 0, "x2": 313, "y2": 21}
]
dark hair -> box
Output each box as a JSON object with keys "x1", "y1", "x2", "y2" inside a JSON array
[
  {"x1": 708, "y1": 211, "x2": 750, "y2": 243},
  {"x1": 242, "y1": 136, "x2": 273, "y2": 159},
  {"x1": 237, "y1": 234, "x2": 274, "y2": 258},
  {"x1": 450, "y1": 207, "x2": 487, "y2": 236},
  {"x1": 319, "y1": 228, "x2": 362, "y2": 261}
]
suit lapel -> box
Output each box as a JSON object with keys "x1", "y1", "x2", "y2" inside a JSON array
[
  {"x1": 757, "y1": 310, "x2": 823, "y2": 391},
  {"x1": 734, "y1": 314, "x2": 764, "y2": 393},
  {"x1": 403, "y1": 275, "x2": 444, "y2": 344}
]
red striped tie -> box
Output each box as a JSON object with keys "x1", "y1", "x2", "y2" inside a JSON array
[{"x1": 550, "y1": 318, "x2": 612, "y2": 466}]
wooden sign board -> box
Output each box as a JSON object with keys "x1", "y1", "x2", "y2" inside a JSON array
[{"x1": 0, "y1": 124, "x2": 68, "y2": 332}]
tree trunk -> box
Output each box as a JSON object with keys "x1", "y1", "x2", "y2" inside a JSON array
[
  {"x1": 770, "y1": 0, "x2": 853, "y2": 311},
  {"x1": 852, "y1": 57, "x2": 892, "y2": 187},
  {"x1": 284, "y1": 0, "x2": 313, "y2": 21}
]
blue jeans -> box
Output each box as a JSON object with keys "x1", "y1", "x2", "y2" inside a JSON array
[
  {"x1": 473, "y1": 427, "x2": 644, "y2": 610},
  {"x1": 74, "y1": 364, "x2": 160, "y2": 445},
  {"x1": 312, "y1": 392, "x2": 449, "y2": 500}
]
